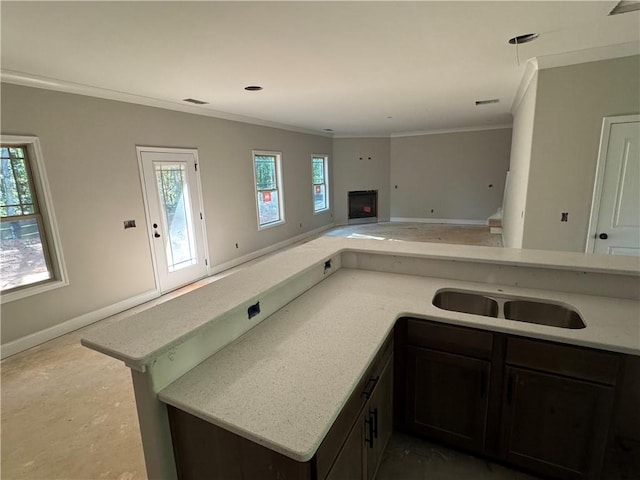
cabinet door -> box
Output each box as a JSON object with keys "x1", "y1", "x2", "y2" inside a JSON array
[
  {"x1": 405, "y1": 346, "x2": 490, "y2": 453},
  {"x1": 365, "y1": 357, "x2": 393, "y2": 480},
  {"x1": 501, "y1": 366, "x2": 615, "y2": 479},
  {"x1": 325, "y1": 412, "x2": 364, "y2": 480}
]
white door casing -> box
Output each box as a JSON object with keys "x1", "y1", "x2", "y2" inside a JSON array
[
  {"x1": 137, "y1": 147, "x2": 209, "y2": 293},
  {"x1": 586, "y1": 115, "x2": 640, "y2": 256}
]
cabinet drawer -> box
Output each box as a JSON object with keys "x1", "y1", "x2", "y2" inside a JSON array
[
  {"x1": 506, "y1": 337, "x2": 620, "y2": 385},
  {"x1": 315, "y1": 335, "x2": 393, "y2": 480},
  {"x1": 406, "y1": 318, "x2": 493, "y2": 360}
]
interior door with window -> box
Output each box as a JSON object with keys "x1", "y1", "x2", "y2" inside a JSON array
[
  {"x1": 588, "y1": 116, "x2": 640, "y2": 256},
  {"x1": 138, "y1": 147, "x2": 209, "y2": 293}
]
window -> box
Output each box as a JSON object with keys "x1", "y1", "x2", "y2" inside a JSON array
[
  {"x1": 312, "y1": 155, "x2": 329, "y2": 213},
  {"x1": 1, "y1": 136, "x2": 67, "y2": 302},
  {"x1": 253, "y1": 151, "x2": 285, "y2": 228}
]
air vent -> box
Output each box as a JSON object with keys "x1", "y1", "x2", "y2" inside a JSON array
[
  {"x1": 475, "y1": 99, "x2": 500, "y2": 106},
  {"x1": 609, "y1": 1, "x2": 640, "y2": 15},
  {"x1": 183, "y1": 98, "x2": 209, "y2": 105}
]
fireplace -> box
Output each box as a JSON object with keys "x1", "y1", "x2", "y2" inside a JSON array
[{"x1": 348, "y1": 190, "x2": 378, "y2": 224}]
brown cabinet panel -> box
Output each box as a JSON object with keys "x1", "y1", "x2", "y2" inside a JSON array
[
  {"x1": 507, "y1": 337, "x2": 621, "y2": 386},
  {"x1": 365, "y1": 357, "x2": 393, "y2": 480},
  {"x1": 501, "y1": 366, "x2": 615, "y2": 479},
  {"x1": 167, "y1": 406, "x2": 312, "y2": 480},
  {"x1": 316, "y1": 336, "x2": 393, "y2": 480},
  {"x1": 325, "y1": 412, "x2": 365, "y2": 480},
  {"x1": 406, "y1": 319, "x2": 493, "y2": 360},
  {"x1": 405, "y1": 345, "x2": 490, "y2": 454}
]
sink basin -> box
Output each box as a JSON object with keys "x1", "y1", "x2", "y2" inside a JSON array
[
  {"x1": 432, "y1": 291, "x2": 499, "y2": 317},
  {"x1": 504, "y1": 300, "x2": 585, "y2": 329}
]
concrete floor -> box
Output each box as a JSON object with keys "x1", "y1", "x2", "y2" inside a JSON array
[
  {"x1": 377, "y1": 432, "x2": 539, "y2": 480},
  {"x1": 3, "y1": 222, "x2": 608, "y2": 480},
  {"x1": 325, "y1": 222, "x2": 503, "y2": 247}
]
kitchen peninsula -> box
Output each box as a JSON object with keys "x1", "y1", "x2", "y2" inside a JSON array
[{"x1": 82, "y1": 237, "x2": 640, "y2": 480}]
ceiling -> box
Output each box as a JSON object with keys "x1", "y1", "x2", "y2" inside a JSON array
[{"x1": 1, "y1": 1, "x2": 639, "y2": 137}]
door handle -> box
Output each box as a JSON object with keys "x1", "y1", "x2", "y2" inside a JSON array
[
  {"x1": 154, "y1": 232, "x2": 161, "y2": 238},
  {"x1": 364, "y1": 415, "x2": 374, "y2": 448},
  {"x1": 370, "y1": 407, "x2": 378, "y2": 439},
  {"x1": 598, "y1": 233, "x2": 608, "y2": 240}
]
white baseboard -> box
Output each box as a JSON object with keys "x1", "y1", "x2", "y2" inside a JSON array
[
  {"x1": 1, "y1": 289, "x2": 159, "y2": 360},
  {"x1": 390, "y1": 217, "x2": 487, "y2": 226},
  {"x1": 209, "y1": 223, "x2": 335, "y2": 275}
]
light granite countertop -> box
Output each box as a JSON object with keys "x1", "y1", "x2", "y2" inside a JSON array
[
  {"x1": 82, "y1": 237, "x2": 640, "y2": 372},
  {"x1": 158, "y1": 267, "x2": 640, "y2": 463}
]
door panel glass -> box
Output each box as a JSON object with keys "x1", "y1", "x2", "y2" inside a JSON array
[{"x1": 155, "y1": 162, "x2": 197, "y2": 272}]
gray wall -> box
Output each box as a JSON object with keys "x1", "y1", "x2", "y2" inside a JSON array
[
  {"x1": 333, "y1": 137, "x2": 391, "y2": 225},
  {"x1": 1, "y1": 83, "x2": 332, "y2": 345},
  {"x1": 503, "y1": 73, "x2": 538, "y2": 249},
  {"x1": 522, "y1": 55, "x2": 640, "y2": 252},
  {"x1": 390, "y1": 129, "x2": 511, "y2": 221}
]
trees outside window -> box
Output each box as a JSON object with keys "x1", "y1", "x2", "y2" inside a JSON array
[{"x1": 0, "y1": 138, "x2": 67, "y2": 299}]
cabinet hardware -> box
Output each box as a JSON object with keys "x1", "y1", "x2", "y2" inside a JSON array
[
  {"x1": 362, "y1": 377, "x2": 379, "y2": 400},
  {"x1": 370, "y1": 407, "x2": 379, "y2": 439},
  {"x1": 364, "y1": 415, "x2": 375, "y2": 448}
]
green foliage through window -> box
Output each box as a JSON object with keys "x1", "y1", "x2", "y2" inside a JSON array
[
  {"x1": 0, "y1": 144, "x2": 53, "y2": 292},
  {"x1": 1, "y1": 147, "x2": 36, "y2": 218}
]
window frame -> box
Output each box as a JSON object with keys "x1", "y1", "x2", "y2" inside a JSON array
[
  {"x1": 311, "y1": 154, "x2": 330, "y2": 214},
  {"x1": 1, "y1": 136, "x2": 68, "y2": 303},
  {"x1": 252, "y1": 150, "x2": 285, "y2": 230}
]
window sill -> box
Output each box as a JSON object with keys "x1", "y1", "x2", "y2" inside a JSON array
[
  {"x1": 313, "y1": 208, "x2": 330, "y2": 215},
  {"x1": 258, "y1": 220, "x2": 286, "y2": 231},
  {"x1": 1, "y1": 277, "x2": 69, "y2": 304}
]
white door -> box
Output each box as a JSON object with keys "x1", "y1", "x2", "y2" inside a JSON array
[
  {"x1": 138, "y1": 147, "x2": 209, "y2": 293},
  {"x1": 587, "y1": 116, "x2": 640, "y2": 256}
]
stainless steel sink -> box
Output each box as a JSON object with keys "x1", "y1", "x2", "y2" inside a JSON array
[
  {"x1": 504, "y1": 300, "x2": 585, "y2": 329},
  {"x1": 432, "y1": 289, "x2": 585, "y2": 330},
  {"x1": 432, "y1": 291, "x2": 499, "y2": 317}
]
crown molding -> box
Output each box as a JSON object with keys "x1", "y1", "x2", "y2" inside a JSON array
[
  {"x1": 390, "y1": 123, "x2": 513, "y2": 138},
  {"x1": 534, "y1": 41, "x2": 640, "y2": 70},
  {"x1": 0, "y1": 69, "x2": 332, "y2": 138}
]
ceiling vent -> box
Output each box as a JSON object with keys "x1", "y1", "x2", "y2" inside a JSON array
[
  {"x1": 183, "y1": 98, "x2": 209, "y2": 105},
  {"x1": 609, "y1": 1, "x2": 640, "y2": 15},
  {"x1": 475, "y1": 99, "x2": 500, "y2": 106}
]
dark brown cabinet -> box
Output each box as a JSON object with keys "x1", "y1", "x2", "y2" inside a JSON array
[
  {"x1": 501, "y1": 337, "x2": 620, "y2": 479},
  {"x1": 396, "y1": 317, "x2": 622, "y2": 480},
  {"x1": 325, "y1": 352, "x2": 393, "y2": 480},
  {"x1": 365, "y1": 353, "x2": 393, "y2": 480},
  {"x1": 405, "y1": 346, "x2": 490, "y2": 453},
  {"x1": 397, "y1": 318, "x2": 494, "y2": 455}
]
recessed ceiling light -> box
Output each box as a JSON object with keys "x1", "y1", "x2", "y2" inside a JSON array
[
  {"x1": 475, "y1": 99, "x2": 500, "y2": 106},
  {"x1": 508, "y1": 33, "x2": 539, "y2": 45},
  {"x1": 183, "y1": 98, "x2": 209, "y2": 105},
  {"x1": 244, "y1": 85, "x2": 263, "y2": 91}
]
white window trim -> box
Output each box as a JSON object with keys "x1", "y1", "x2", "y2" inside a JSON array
[
  {"x1": 252, "y1": 150, "x2": 285, "y2": 230},
  {"x1": 312, "y1": 154, "x2": 330, "y2": 214},
  {"x1": 1, "y1": 135, "x2": 68, "y2": 303}
]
